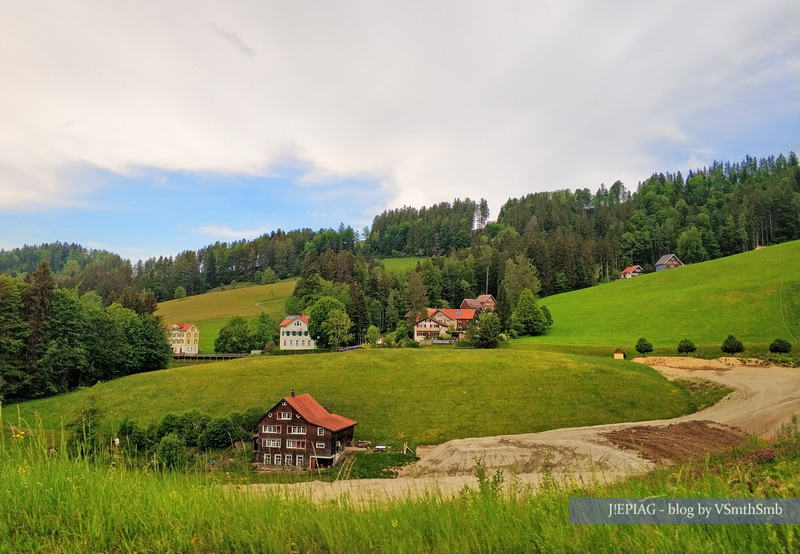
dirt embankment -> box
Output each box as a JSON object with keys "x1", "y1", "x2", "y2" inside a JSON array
[{"x1": 233, "y1": 357, "x2": 799, "y2": 501}]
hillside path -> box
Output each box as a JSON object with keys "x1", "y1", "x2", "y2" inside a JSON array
[{"x1": 231, "y1": 357, "x2": 800, "y2": 501}]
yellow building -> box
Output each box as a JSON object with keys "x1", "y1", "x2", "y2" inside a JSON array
[{"x1": 167, "y1": 322, "x2": 199, "y2": 354}]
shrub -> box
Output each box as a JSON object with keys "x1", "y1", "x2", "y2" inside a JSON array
[
  {"x1": 156, "y1": 433, "x2": 187, "y2": 468},
  {"x1": 721, "y1": 334, "x2": 744, "y2": 354},
  {"x1": 635, "y1": 337, "x2": 654, "y2": 356},
  {"x1": 769, "y1": 338, "x2": 793, "y2": 354},
  {"x1": 198, "y1": 417, "x2": 236, "y2": 450},
  {"x1": 677, "y1": 338, "x2": 696, "y2": 354},
  {"x1": 398, "y1": 337, "x2": 420, "y2": 348}
]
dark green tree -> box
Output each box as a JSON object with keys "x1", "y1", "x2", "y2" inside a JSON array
[
  {"x1": 511, "y1": 289, "x2": 548, "y2": 336},
  {"x1": 156, "y1": 433, "x2": 188, "y2": 468},
  {"x1": 324, "y1": 309, "x2": 354, "y2": 350},
  {"x1": 248, "y1": 312, "x2": 279, "y2": 350},
  {"x1": 677, "y1": 338, "x2": 696, "y2": 354},
  {"x1": 469, "y1": 312, "x2": 502, "y2": 348},
  {"x1": 769, "y1": 338, "x2": 792, "y2": 354},
  {"x1": 198, "y1": 417, "x2": 236, "y2": 450},
  {"x1": 215, "y1": 315, "x2": 251, "y2": 353},
  {"x1": 635, "y1": 337, "x2": 654, "y2": 356},
  {"x1": 721, "y1": 335, "x2": 744, "y2": 354}
]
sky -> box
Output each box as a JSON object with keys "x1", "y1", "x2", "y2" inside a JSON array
[{"x1": 1, "y1": 1, "x2": 798, "y2": 263}]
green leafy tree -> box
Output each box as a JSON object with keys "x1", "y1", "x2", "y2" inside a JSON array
[
  {"x1": 248, "y1": 312, "x2": 279, "y2": 351},
  {"x1": 404, "y1": 271, "x2": 429, "y2": 323},
  {"x1": 769, "y1": 338, "x2": 793, "y2": 354},
  {"x1": 324, "y1": 309, "x2": 354, "y2": 350},
  {"x1": 635, "y1": 337, "x2": 654, "y2": 356},
  {"x1": 502, "y1": 254, "x2": 541, "y2": 310},
  {"x1": 260, "y1": 267, "x2": 279, "y2": 285},
  {"x1": 66, "y1": 398, "x2": 106, "y2": 459},
  {"x1": 138, "y1": 314, "x2": 172, "y2": 371},
  {"x1": 215, "y1": 315, "x2": 251, "y2": 353},
  {"x1": 367, "y1": 325, "x2": 380, "y2": 347},
  {"x1": 721, "y1": 334, "x2": 744, "y2": 354},
  {"x1": 198, "y1": 417, "x2": 236, "y2": 450},
  {"x1": 677, "y1": 338, "x2": 696, "y2": 354},
  {"x1": 394, "y1": 320, "x2": 410, "y2": 341},
  {"x1": 511, "y1": 289, "x2": 548, "y2": 336},
  {"x1": 0, "y1": 276, "x2": 30, "y2": 400},
  {"x1": 308, "y1": 296, "x2": 347, "y2": 350},
  {"x1": 174, "y1": 285, "x2": 187, "y2": 300},
  {"x1": 469, "y1": 312, "x2": 502, "y2": 348},
  {"x1": 676, "y1": 225, "x2": 708, "y2": 264}
]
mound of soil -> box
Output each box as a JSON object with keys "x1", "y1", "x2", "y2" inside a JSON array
[{"x1": 602, "y1": 420, "x2": 748, "y2": 464}]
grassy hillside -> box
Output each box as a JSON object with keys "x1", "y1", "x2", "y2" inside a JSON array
[
  {"x1": 13, "y1": 349, "x2": 691, "y2": 445},
  {"x1": 539, "y1": 240, "x2": 800, "y2": 349},
  {"x1": 380, "y1": 257, "x2": 425, "y2": 274},
  {"x1": 155, "y1": 279, "x2": 296, "y2": 352}
]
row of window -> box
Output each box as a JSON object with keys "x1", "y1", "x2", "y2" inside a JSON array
[
  {"x1": 170, "y1": 339, "x2": 198, "y2": 345},
  {"x1": 261, "y1": 438, "x2": 326, "y2": 450},
  {"x1": 170, "y1": 333, "x2": 199, "y2": 338},
  {"x1": 282, "y1": 330, "x2": 309, "y2": 336},
  {"x1": 263, "y1": 453, "x2": 304, "y2": 466},
  {"x1": 263, "y1": 424, "x2": 325, "y2": 436},
  {"x1": 283, "y1": 340, "x2": 312, "y2": 347}
]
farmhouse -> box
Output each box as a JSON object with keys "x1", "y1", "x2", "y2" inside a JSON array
[
  {"x1": 167, "y1": 323, "x2": 199, "y2": 354},
  {"x1": 279, "y1": 315, "x2": 316, "y2": 350},
  {"x1": 460, "y1": 294, "x2": 497, "y2": 313},
  {"x1": 620, "y1": 265, "x2": 643, "y2": 279},
  {"x1": 407, "y1": 308, "x2": 477, "y2": 342},
  {"x1": 254, "y1": 391, "x2": 357, "y2": 469},
  {"x1": 655, "y1": 254, "x2": 684, "y2": 271}
]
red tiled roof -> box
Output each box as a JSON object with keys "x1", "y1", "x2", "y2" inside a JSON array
[
  {"x1": 279, "y1": 314, "x2": 309, "y2": 327},
  {"x1": 285, "y1": 393, "x2": 357, "y2": 432},
  {"x1": 435, "y1": 308, "x2": 476, "y2": 320},
  {"x1": 167, "y1": 322, "x2": 195, "y2": 331},
  {"x1": 461, "y1": 298, "x2": 482, "y2": 309},
  {"x1": 621, "y1": 265, "x2": 640, "y2": 274},
  {"x1": 476, "y1": 294, "x2": 494, "y2": 303}
]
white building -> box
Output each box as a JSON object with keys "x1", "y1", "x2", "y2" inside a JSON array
[{"x1": 279, "y1": 315, "x2": 316, "y2": 350}]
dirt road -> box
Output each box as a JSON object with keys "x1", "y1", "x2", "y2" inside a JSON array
[{"x1": 232, "y1": 357, "x2": 799, "y2": 501}]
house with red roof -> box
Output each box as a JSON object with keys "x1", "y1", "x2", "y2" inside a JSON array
[
  {"x1": 279, "y1": 314, "x2": 316, "y2": 350},
  {"x1": 406, "y1": 308, "x2": 477, "y2": 342},
  {"x1": 620, "y1": 265, "x2": 644, "y2": 279},
  {"x1": 460, "y1": 294, "x2": 496, "y2": 313},
  {"x1": 167, "y1": 322, "x2": 199, "y2": 354},
  {"x1": 254, "y1": 391, "x2": 357, "y2": 469}
]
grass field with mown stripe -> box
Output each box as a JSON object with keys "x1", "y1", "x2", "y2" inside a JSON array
[
  {"x1": 536, "y1": 240, "x2": 800, "y2": 349},
  {"x1": 14, "y1": 348, "x2": 691, "y2": 445}
]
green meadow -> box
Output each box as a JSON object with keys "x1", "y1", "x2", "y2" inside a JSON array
[
  {"x1": 155, "y1": 279, "x2": 296, "y2": 352},
  {"x1": 13, "y1": 349, "x2": 691, "y2": 445},
  {"x1": 379, "y1": 256, "x2": 426, "y2": 274},
  {"x1": 539, "y1": 240, "x2": 800, "y2": 349}
]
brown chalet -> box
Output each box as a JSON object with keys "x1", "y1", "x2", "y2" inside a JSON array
[
  {"x1": 460, "y1": 294, "x2": 496, "y2": 313},
  {"x1": 254, "y1": 392, "x2": 357, "y2": 470},
  {"x1": 406, "y1": 308, "x2": 477, "y2": 342}
]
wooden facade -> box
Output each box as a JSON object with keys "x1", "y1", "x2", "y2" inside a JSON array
[
  {"x1": 254, "y1": 392, "x2": 356, "y2": 470},
  {"x1": 460, "y1": 294, "x2": 497, "y2": 313},
  {"x1": 655, "y1": 254, "x2": 684, "y2": 271}
]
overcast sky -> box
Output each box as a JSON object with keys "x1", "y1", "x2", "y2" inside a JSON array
[{"x1": 1, "y1": 1, "x2": 798, "y2": 262}]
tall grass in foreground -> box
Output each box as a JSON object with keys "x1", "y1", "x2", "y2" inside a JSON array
[{"x1": 2, "y1": 418, "x2": 798, "y2": 553}]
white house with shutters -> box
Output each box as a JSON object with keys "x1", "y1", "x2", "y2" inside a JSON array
[{"x1": 279, "y1": 315, "x2": 316, "y2": 350}]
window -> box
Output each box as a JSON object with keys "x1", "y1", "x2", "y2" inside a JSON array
[
  {"x1": 278, "y1": 412, "x2": 292, "y2": 420},
  {"x1": 317, "y1": 427, "x2": 325, "y2": 436},
  {"x1": 284, "y1": 454, "x2": 292, "y2": 466},
  {"x1": 263, "y1": 439, "x2": 281, "y2": 448},
  {"x1": 286, "y1": 439, "x2": 306, "y2": 449},
  {"x1": 296, "y1": 455, "x2": 304, "y2": 467},
  {"x1": 262, "y1": 454, "x2": 271, "y2": 465},
  {"x1": 315, "y1": 442, "x2": 325, "y2": 450},
  {"x1": 288, "y1": 426, "x2": 306, "y2": 435},
  {"x1": 263, "y1": 425, "x2": 280, "y2": 434},
  {"x1": 274, "y1": 454, "x2": 282, "y2": 465}
]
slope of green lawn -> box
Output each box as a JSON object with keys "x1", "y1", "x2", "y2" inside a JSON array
[
  {"x1": 155, "y1": 279, "x2": 296, "y2": 352},
  {"x1": 538, "y1": 240, "x2": 800, "y2": 349},
  {"x1": 380, "y1": 257, "x2": 425, "y2": 274},
  {"x1": 13, "y1": 348, "x2": 691, "y2": 445}
]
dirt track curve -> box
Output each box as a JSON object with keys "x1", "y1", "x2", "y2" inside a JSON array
[{"x1": 232, "y1": 357, "x2": 800, "y2": 501}]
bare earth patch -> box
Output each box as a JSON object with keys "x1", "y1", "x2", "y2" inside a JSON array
[{"x1": 231, "y1": 357, "x2": 800, "y2": 501}]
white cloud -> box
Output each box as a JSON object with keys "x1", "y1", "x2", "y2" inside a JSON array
[
  {"x1": 0, "y1": 0, "x2": 797, "y2": 220},
  {"x1": 198, "y1": 225, "x2": 269, "y2": 239}
]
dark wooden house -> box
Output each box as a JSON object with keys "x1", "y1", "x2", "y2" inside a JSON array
[
  {"x1": 254, "y1": 392, "x2": 357, "y2": 470},
  {"x1": 460, "y1": 294, "x2": 497, "y2": 313}
]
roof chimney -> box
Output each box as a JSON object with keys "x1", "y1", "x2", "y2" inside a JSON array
[{"x1": 291, "y1": 388, "x2": 295, "y2": 397}]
